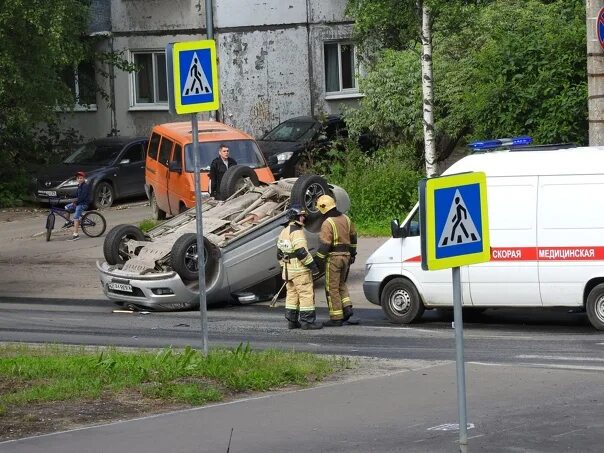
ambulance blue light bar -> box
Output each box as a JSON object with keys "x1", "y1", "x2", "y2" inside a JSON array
[{"x1": 468, "y1": 136, "x2": 533, "y2": 152}]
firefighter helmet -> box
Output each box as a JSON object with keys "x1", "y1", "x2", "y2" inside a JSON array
[
  {"x1": 288, "y1": 204, "x2": 307, "y2": 220},
  {"x1": 316, "y1": 194, "x2": 336, "y2": 214}
]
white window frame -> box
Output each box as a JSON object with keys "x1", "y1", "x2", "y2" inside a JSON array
[
  {"x1": 324, "y1": 41, "x2": 362, "y2": 100},
  {"x1": 129, "y1": 50, "x2": 168, "y2": 110}
]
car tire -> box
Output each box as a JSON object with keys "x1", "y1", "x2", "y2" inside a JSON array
[
  {"x1": 219, "y1": 165, "x2": 260, "y2": 200},
  {"x1": 171, "y1": 233, "x2": 215, "y2": 282},
  {"x1": 93, "y1": 181, "x2": 114, "y2": 209},
  {"x1": 380, "y1": 278, "x2": 425, "y2": 324},
  {"x1": 290, "y1": 174, "x2": 331, "y2": 233},
  {"x1": 103, "y1": 224, "x2": 146, "y2": 265},
  {"x1": 586, "y1": 283, "x2": 604, "y2": 330},
  {"x1": 150, "y1": 191, "x2": 166, "y2": 220}
]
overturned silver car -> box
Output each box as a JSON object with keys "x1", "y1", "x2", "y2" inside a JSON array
[{"x1": 97, "y1": 166, "x2": 349, "y2": 310}]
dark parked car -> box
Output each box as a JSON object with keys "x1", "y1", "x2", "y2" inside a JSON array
[
  {"x1": 258, "y1": 115, "x2": 376, "y2": 179},
  {"x1": 31, "y1": 136, "x2": 148, "y2": 209},
  {"x1": 257, "y1": 115, "x2": 350, "y2": 179}
]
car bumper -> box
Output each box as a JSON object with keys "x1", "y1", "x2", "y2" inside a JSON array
[
  {"x1": 363, "y1": 281, "x2": 381, "y2": 306},
  {"x1": 32, "y1": 187, "x2": 78, "y2": 204},
  {"x1": 97, "y1": 261, "x2": 198, "y2": 311}
]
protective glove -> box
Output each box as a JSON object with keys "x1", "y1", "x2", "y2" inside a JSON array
[
  {"x1": 349, "y1": 254, "x2": 356, "y2": 265},
  {"x1": 277, "y1": 249, "x2": 284, "y2": 261},
  {"x1": 309, "y1": 263, "x2": 321, "y2": 279}
]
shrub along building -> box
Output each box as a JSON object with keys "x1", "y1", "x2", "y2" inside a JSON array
[{"x1": 62, "y1": 0, "x2": 363, "y2": 140}]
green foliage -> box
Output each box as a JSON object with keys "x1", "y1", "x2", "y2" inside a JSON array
[
  {"x1": 0, "y1": 344, "x2": 346, "y2": 408},
  {"x1": 318, "y1": 143, "x2": 422, "y2": 233},
  {"x1": 139, "y1": 219, "x2": 161, "y2": 232},
  {"x1": 452, "y1": 0, "x2": 587, "y2": 144},
  {"x1": 347, "y1": 0, "x2": 588, "y2": 169}
]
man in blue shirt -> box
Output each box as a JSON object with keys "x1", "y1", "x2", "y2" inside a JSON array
[{"x1": 64, "y1": 171, "x2": 91, "y2": 241}]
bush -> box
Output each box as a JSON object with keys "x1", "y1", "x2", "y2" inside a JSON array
[{"x1": 318, "y1": 143, "x2": 422, "y2": 234}]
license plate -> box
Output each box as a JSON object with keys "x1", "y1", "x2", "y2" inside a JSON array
[
  {"x1": 108, "y1": 282, "x2": 133, "y2": 292},
  {"x1": 38, "y1": 190, "x2": 57, "y2": 197}
]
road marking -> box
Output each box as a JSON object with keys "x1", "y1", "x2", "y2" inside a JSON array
[
  {"x1": 427, "y1": 422, "x2": 475, "y2": 431},
  {"x1": 470, "y1": 361, "x2": 604, "y2": 372},
  {"x1": 517, "y1": 354, "x2": 604, "y2": 362}
]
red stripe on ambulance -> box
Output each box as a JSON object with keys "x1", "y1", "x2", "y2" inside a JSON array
[{"x1": 404, "y1": 246, "x2": 604, "y2": 263}]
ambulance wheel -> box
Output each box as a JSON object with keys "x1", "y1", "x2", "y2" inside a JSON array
[
  {"x1": 381, "y1": 278, "x2": 424, "y2": 324},
  {"x1": 586, "y1": 283, "x2": 604, "y2": 330}
]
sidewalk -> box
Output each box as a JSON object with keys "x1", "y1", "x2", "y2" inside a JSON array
[{"x1": 2, "y1": 360, "x2": 604, "y2": 453}]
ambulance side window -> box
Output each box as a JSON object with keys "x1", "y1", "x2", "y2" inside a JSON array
[{"x1": 408, "y1": 210, "x2": 420, "y2": 237}]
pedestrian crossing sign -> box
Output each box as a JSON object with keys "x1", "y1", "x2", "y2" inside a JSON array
[
  {"x1": 419, "y1": 172, "x2": 490, "y2": 270},
  {"x1": 166, "y1": 40, "x2": 219, "y2": 114}
]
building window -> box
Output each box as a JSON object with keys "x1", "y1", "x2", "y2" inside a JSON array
[
  {"x1": 132, "y1": 51, "x2": 168, "y2": 106},
  {"x1": 324, "y1": 42, "x2": 357, "y2": 94},
  {"x1": 62, "y1": 61, "x2": 97, "y2": 107}
]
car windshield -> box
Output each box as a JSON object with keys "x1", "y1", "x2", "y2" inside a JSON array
[
  {"x1": 262, "y1": 121, "x2": 317, "y2": 142},
  {"x1": 184, "y1": 140, "x2": 266, "y2": 171},
  {"x1": 63, "y1": 142, "x2": 123, "y2": 165}
]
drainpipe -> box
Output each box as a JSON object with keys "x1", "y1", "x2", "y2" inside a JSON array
[
  {"x1": 90, "y1": 30, "x2": 117, "y2": 136},
  {"x1": 108, "y1": 34, "x2": 118, "y2": 136},
  {"x1": 306, "y1": 0, "x2": 315, "y2": 116},
  {"x1": 205, "y1": 0, "x2": 219, "y2": 121}
]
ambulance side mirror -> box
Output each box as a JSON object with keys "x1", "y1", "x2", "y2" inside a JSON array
[{"x1": 391, "y1": 219, "x2": 404, "y2": 238}]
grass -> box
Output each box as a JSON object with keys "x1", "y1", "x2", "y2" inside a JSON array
[
  {"x1": 0, "y1": 343, "x2": 352, "y2": 412},
  {"x1": 138, "y1": 218, "x2": 161, "y2": 232}
]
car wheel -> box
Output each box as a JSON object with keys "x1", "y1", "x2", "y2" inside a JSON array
[
  {"x1": 150, "y1": 191, "x2": 166, "y2": 220},
  {"x1": 586, "y1": 283, "x2": 604, "y2": 330},
  {"x1": 219, "y1": 165, "x2": 260, "y2": 200},
  {"x1": 93, "y1": 181, "x2": 114, "y2": 209},
  {"x1": 380, "y1": 278, "x2": 425, "y2": 324},
  {"x1": 103, "y1": 224, "x2": 146, "y2": 265},
  {"x1": 290, "y1": 174, "x2": 331, "y2": 233},
  {"x1": 170, "y1": 233, "x2": 220, "y2": 283}
]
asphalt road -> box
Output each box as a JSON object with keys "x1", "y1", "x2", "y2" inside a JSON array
[{"x1": 2, "y1": 201, "x2": 604, "y2": 452}]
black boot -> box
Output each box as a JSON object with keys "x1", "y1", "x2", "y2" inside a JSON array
[
  {"x1": 300, "y1": 322, "x2": 323, "y2": 330},
  {"x1": 343, "y1": 306, "x2": 359, "y2": 325},
  {"x1": 322, "y1": 319, "x2": 343, "y2": 327},
  {"x1": 288, "y1": 321, "x2": 301, "y2": 329}
]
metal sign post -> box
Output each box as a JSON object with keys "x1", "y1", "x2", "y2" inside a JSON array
[
  {"x1": 452, "y1": 266, "x2": 467, "y2": 452},
  {"x1": 419, "y1": 172, "x2": 490, "y2": 453},
  {"x1": 191, "y1": 115, "x2": 208, "y2": 355},
  {"x1": 167, "y1": 39, "x2": 219, "y2": 354}
]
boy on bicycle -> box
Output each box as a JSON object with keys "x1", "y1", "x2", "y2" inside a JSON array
[{"x1": 64, "y1": 171, "x2": 91, "y2": 241}]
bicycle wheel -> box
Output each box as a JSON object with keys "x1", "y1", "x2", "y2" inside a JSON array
[
  {"x1": 81, "y1": 211, "x2": 107, "y2": 238},
  {"x1": 45, "y1": 213, "x2": 55, "y2": 242}
]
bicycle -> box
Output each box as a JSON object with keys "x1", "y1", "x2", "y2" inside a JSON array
[{"x1": 44, "y1": 198, "x2": 107, "y2": 241}]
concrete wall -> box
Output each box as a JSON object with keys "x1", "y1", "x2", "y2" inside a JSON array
[
  {"x1": 112, "y1": 0, "x2": 204, "y2": 33},
  {"x1": 59, "y1": 0, "x2": 359, "y2": 142},
  {"x1": 218, "y1": 28, "x2": 311, "y2": 136}
]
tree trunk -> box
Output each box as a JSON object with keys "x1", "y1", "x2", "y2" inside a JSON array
[
  {"x1": 587, "y1": 0, "x2": 604, "y2": 145},
  {"x1": 419, "y1": 1, "x2": 438, "y2": 177}
]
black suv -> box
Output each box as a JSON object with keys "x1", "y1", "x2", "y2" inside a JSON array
[
  {"x1": 258, "y1": 115, "x2": 355, "y2": 179},
  {"x1": 31, "y1": 136, "x2": 148, "y2": 209}
]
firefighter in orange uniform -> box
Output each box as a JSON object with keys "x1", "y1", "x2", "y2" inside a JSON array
[
  {"x1": 315, "y1": 194, "x2": 359, "y2": 326},
  {"x1": 277, "y1": 205, "x2": 323, "y2": 330}
]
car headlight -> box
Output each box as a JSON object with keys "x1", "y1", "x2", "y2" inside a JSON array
[
  {"x1": 60, "y1": 178, "x2": 79, "y2": 188},
  {"x1": 276, "y1": 151, "x2": 294, "y2": 164}
]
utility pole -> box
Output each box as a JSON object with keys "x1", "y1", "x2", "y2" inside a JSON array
[{"x1": 587, "y1": 0, "x2": 604, "y2": 144}]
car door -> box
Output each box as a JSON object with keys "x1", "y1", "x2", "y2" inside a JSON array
[
  {"x1": 155, "y1": 137, "x2": 175, "y2": 215},
  {"x1": 115, "y1": 142, "x2": 147, "y2": 197},
  {"x1": 167, "y1": 144, "x2": 188, "y2": 213}
]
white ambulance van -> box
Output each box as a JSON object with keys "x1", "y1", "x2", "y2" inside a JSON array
[{"x1": 363, "y1": 145, "x2": 604, "y2": 330}]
